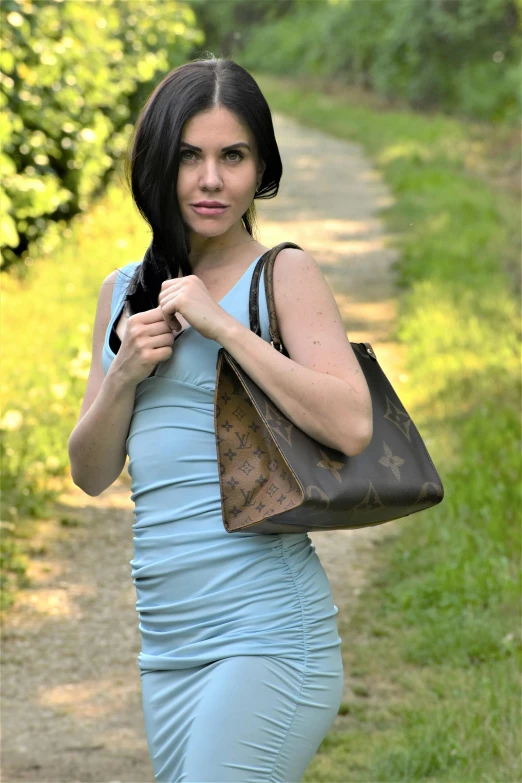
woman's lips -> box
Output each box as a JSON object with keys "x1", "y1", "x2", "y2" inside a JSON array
[{"x1": 191, "y1": 205, "x2": 229, "y2": 216}]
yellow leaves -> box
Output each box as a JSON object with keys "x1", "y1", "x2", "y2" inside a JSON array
[
  {"x1": 6, "y1": 12, "x2": 24, "y2": 28},
  {"x1": 51, "y1": 382, "x2": 69, "y2": 399},
  {"x1": 68, "y1": 349, "x2": 91, "y2": 380},
  {"x1": 28, "y1": 130, "x2": 47, "y2": 148},
  {"x1": 39, "y1": 52, "x2": 57, "y2": 67},
  {"x1": 78, "y1": 128, "x2": 96, "y2": 143},
  {"x1": 0, "y1": 409, "x2": 24, "y2": 431}
]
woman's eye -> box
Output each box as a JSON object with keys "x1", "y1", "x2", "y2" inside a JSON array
[{"x1": 180, "y1": 150, "x2": 243, "y2": 162}]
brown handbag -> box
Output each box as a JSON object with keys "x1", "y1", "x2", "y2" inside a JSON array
[{"x1": 214, "y1": 242, "x2": 444, "y2": 534}]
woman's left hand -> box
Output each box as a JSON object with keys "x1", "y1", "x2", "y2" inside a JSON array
[{"x1": 157, "y1": 275, "x2": 231, "y2": 342}]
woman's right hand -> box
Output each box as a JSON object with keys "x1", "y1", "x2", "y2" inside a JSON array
[{"x1": 113, "y1": 305, "x2": 175, "y2": 385}]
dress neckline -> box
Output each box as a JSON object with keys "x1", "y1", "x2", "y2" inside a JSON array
[
  {"x1": 186, "y1": 250, "x2": 265, "y2": 306},
  {"x1": 109, "y1": 251, "x2": 266, "y2": 353},
  {"x1": 174, "y1": 251, "x2": 265, "y2": 339}
]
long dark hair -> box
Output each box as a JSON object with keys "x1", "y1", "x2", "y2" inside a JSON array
[{"x1": 118, "y1": 56, "x2": 283, "y2": 317}]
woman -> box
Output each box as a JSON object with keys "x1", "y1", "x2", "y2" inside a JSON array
[{"x1": 69, "y1": 56, "x2": 372, "y2": 783}]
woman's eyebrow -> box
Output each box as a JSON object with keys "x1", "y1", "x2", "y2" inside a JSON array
[{"x1": 180, "y1": 141, "x2": 251, "y2": 152}]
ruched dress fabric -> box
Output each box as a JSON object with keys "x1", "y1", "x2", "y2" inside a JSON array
[{"x1": 102, "y1": 257, "x2": 344, "y2": 782}]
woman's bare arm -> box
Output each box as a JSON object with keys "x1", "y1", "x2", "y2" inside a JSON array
[{"x1": 68, "y1": 271, "x2": 138, "y2": 497}]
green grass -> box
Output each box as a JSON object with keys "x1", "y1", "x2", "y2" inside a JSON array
[{"x1": 245, "y1": 75, "x2": 521, "y2": 782}]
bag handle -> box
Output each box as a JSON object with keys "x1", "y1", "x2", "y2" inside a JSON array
[
  {"x1": 248, "y1": 242, "x2": 379, "y2": 365},
  {"x1": 249, "y1": 242, "x2": 303, "y2": 355}
]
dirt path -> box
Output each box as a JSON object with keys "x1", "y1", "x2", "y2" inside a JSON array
[{"x1": 2, "y1": 112, "x2": 405, "y2": 782}]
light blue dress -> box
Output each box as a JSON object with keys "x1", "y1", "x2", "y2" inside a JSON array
[{"x1": 102, "y1": 254, "x2": 344, "y2": 782}]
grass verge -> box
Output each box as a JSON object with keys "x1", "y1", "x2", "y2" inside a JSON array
[{"x1": 249, "y1": 74, "x2": 521, "y2": 782}]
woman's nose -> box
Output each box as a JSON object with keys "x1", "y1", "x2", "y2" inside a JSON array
[{"x1": 199, "y1": 161, "x2": 223, "y2": 188}]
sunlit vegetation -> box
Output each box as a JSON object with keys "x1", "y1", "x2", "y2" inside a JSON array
[
  {"x1": 253, "y1": 75, "x2": 520, "y2": 782},
  {"x1": 1, "y1": 2, "x2": 519, "y2": 776}
]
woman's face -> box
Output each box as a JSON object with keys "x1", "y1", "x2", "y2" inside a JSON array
[{"x1": 177, "y1": 106, "x2": 265, "y2": 251}]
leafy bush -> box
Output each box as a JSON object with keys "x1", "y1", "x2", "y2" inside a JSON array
[
  {"x1": 0, "y1": 0, "x2": 203, "y2": 271},
  {"x1": 236, "y1": 0, "x2": 521, "y2": 123}
]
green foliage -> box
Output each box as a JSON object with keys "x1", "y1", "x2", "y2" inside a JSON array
[
  {"x1": 0, "y1": 0, "x2": 203, "y2": 271},
  {"x1": 255, "y1": 77, "x2": 520, "y2": 782},
  {"x1": 187, "y1": 0, "x2": 295, "y2": 58},
  {"x1": 233, "y1": 0, "x2": 521, "y2": 123},
  {"x1": 0, "y1": 178, "x2": 153, "y2": 601}
]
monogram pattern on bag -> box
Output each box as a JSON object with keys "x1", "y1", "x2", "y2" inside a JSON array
[
  {"x1": 304, "y1": 484, "x2": 330, "y2": 510},
  {"x1": 383, "y1": 395, "x2": 413, "y2": 440},
  {"x1": 317, "y1": 450, "x2": 345, "y2": 482},
  {"x1": 214, "y1": 242, "x2": 444, "y2": 533},
  {"x1": 215, "y1": 358, "x2": 303, "y2": 530},
  {"x1": 378, "y1": 441, "x2": 405, "y2": 480},
  {"x1": 416, "y1": 482, "x2": 444, "y2": 503},
  {"x1": 353, "y1": 480, "x2": 386, "y2": 514},
  {"x1": 264, "y1": 401, "x2": 294, "y2": 445}
]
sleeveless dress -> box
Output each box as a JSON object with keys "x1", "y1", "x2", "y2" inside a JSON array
[{"x1": 102, "y1": 255, "x2": 344, "y2": 783}]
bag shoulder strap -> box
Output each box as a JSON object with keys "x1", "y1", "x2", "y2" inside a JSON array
[{"x1": 249, "y1": 242, "x2": 303, "y2": 351}]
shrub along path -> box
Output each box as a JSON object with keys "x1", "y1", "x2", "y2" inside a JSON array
[{"x1": 1, "y1": 111, "x2": 406, "y2": 782}]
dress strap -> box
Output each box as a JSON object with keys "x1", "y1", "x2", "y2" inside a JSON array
[{"x1": 111, "y1": 261, "x2": 140, "y2": 318}]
